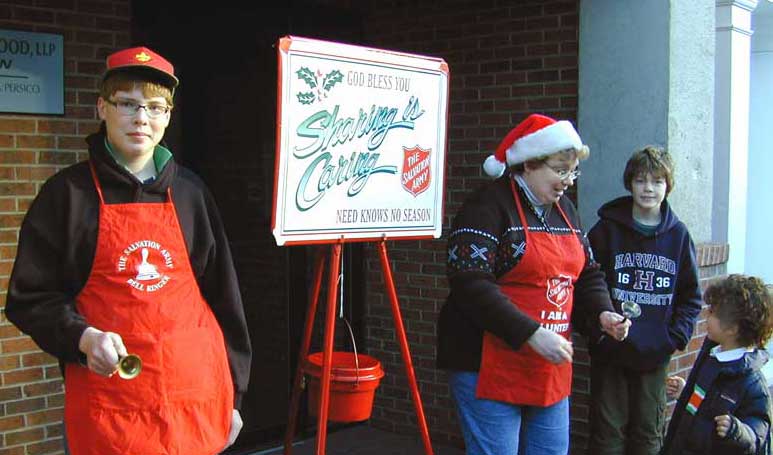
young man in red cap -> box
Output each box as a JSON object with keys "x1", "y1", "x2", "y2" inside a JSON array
[{"x1": 6, "y1": 46, "x2": 251, "y2": 454}]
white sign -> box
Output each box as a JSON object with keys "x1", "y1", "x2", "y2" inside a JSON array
[
  {"x1": 0, "y1": 29, "x2": 63, "y2": 115},
  {"x1": 272, "y1": 36, "x2": 449, "y2": 246}
]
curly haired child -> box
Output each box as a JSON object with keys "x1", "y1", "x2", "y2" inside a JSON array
[{"x1": 662, "y1": 274, "x2": 773, "y2": 455}]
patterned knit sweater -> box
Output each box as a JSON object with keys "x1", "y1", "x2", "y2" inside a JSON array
[{"x1": 437, "y1": 174, "x2": 613, "y2": 371}]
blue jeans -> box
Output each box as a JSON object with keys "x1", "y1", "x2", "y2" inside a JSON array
[{"x1": 449, "y1": 371, "x2": 570, "y2": 455}]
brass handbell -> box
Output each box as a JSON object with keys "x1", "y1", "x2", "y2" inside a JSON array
[{"x1": 117, "y1": 354, "x2": 142, "y2": 380}]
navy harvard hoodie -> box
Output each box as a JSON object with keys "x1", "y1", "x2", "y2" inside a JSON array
[{"x1": 587, "y1": 196, "x2": 702, "y2": 371}]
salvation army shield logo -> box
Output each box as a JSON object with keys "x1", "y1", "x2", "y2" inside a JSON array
[
  {"x1": 401, "y1": 146, "x2": 431, "y2": 197},
  {"x1": 546, "y1": 275, "x2": 573, "y2": 308}
]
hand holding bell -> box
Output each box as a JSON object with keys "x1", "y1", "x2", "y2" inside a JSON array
[
  {"x1": 620, "y1": 300, "x2": 642, "y2": 322},
  {"x1": 79, "y1": 327, "x2": 130, "y2": 377}
]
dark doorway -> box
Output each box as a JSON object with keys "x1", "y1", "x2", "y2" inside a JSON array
[{"x1": 132, "y1": 2, "x2": 367, "y2": 453}]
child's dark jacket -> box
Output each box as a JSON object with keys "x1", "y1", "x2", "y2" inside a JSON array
[
  {"x1": 587, "y1": 196, "x2": 702, "y2": 371},
  {"x1": 661, "y1": 340, "x2": 772, "y2": 455}
]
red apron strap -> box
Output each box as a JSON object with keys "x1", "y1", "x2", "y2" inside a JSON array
[
  {"x1": 87, "y1": 160, "x2": 105, "y2": 205},
  {"x1": 555, "y1": 202, "x2": 582, "y2": 243},
  {"x1": 509, "y1": 178, "x2": 531, "y2": 242}
]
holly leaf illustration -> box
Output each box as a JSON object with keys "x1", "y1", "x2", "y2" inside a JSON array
[
  {"x1": 296, "y1": 67, "x2": 317, "y2": 88},
  {"x1": 322, "y1": 70, "x2": 343, "y2": 91},
  {"x1": 296, "y1": 92, "x2": 316, "y2": 105}
]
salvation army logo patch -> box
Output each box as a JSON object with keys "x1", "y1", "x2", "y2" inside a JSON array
[
  {"x1": 116, "y1": 240, "x2": 174, "y2": 293},
  {"x1": 546, "y1": 275, "x2": 572, "y2": 308},
  {"x1": 401, "y1": 146, "x2": 431, "y2": 197}
]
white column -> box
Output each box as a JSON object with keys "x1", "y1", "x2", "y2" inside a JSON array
[
  {"x1": 747, "y1": 5, "x2": 773, "y2": 284},
  {"x1": 667, "y1": 0, "x2": 715, "y2": 243},
  {"x1": 714, "y1": 0, "x2": 757, "y2": 273}
]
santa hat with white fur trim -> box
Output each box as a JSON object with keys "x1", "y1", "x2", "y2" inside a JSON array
[{"x1": 483, "y1": 114, "x2": 584, "y2": 177}]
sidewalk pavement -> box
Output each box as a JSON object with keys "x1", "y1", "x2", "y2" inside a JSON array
[{"x1": 251, "y1": 425, "x2": 464, "y2": 455}]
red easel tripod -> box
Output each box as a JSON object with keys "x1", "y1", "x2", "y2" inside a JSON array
[{"x1": 283, "y1": 239, "x2": 435, "y2": 455}]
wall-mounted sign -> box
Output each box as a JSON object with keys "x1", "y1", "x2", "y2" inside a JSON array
[
  {"x1": 0, "y1": 29, "x2": 64, "y2": 115},
  {"x1": 272, "y1": 36, "x2": 449, "y2": 246}
]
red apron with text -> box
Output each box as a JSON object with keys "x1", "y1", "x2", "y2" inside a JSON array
[
  {"x1": 476, "y1": 179, "x2": 585, "y2": 406},
  {"x1": 64, "y1": 162, "x2": 233, "y2": 455}
]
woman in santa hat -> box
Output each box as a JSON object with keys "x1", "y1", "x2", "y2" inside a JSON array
[{"x1": 437, "y1": 113, "x2": 630, "y2": 454}]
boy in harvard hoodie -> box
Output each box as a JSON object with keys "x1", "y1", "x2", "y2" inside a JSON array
[
  {"x1": 661, "y1": 274, "x2": 772, "y2": 455},
  {"x1": 587, "y1": 146, "x2": 703, "y2": 455}
]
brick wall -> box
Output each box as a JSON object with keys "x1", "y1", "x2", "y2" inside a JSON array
[{"x1": 0, "y1": 2, "x2": 130, "y2": 454}]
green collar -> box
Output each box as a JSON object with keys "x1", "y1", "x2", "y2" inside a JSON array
[
  {"x1": 104, "y1": 138, "x2": 172, "y2": 174},
  {"x1": 632, "y1": 219, "x2": 658, "y2": 236}
]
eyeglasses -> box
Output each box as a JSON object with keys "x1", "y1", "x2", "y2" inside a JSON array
[
  {"x1": 545, "y1": 164, "x2": 581, "y2": 181},
  {"x1": 105, "y1": 98, "x2": 171, "y2": 119}
]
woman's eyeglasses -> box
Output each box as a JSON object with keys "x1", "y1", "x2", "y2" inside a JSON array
[{"x1": 545, "y1": 164, "x2": 581, "y2": 182}]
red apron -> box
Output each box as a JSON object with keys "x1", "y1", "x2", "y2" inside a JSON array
[
  {"x1": 64, "y1": 162, "x2": 233, "y2": 455},
  {"x1": 476, "y1": 179, "x2": 585, "y2": 407}
]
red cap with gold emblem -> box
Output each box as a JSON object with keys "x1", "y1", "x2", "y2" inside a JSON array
[{"x1": 103, "y1": 46, "x2": 179, "y2": 89}]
